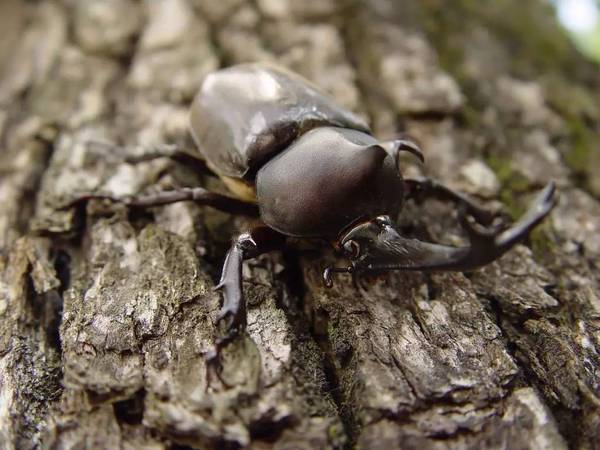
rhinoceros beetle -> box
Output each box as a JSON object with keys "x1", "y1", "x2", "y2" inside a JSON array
[{"x1": 67, "y1": 63, "x2": 556, "y2": 378}]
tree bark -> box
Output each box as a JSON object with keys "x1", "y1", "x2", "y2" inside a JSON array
[{"x1": 1, "y1": 0, "x2": 599, "y2": 449}]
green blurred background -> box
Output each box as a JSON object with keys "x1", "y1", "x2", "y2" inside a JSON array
[{"x1": 554, "y1": 0, "x2": 600, "y2": 61}]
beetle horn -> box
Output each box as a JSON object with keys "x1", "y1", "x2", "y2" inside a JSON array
[
  {"x1": 335, "y1": 182, "x2": 556, "y2": 275},
  {"x1": 379, "y1": 138, "x2": 424, "y2": 171}
]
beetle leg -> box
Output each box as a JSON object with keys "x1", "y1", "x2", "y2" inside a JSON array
[
  {"x1": 83, "y1": 140, "x2": 213, "y2": 175},
  {"x1": 61, "y1": 187, "x2": 259, "y2": 216},
  {"x1": 403, "y1": 177, "x2": 497, "y2": 226},
  {"x1": 341, "y1": 182, "x2": 556, "y2": 273},
  {"x1": 206, "y1": 226, "x2": 286, "y2": 388},
  {"x1": 125, "y1": 143, "x2": 212, "y2": 175}
]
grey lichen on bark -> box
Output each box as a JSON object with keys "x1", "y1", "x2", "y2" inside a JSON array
[{"x1": 0, "y1": 0, "x2": 598, "y2": 449}]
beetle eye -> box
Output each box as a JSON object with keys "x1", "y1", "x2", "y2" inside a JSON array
[{"x1": 343, "y1": 240, "x2": 361, "y2": 259}]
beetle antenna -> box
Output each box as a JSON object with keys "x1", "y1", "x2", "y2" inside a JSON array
[{"x1": 322, "y1": 265, "x2": 353, "y2": 288}]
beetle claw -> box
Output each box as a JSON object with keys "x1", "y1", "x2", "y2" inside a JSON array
[
  {"x1": 322, "y1": 267, "x2": 334, "y2": 288},
  {"x1": 204, "y1": 348, "x2": 220, "y2": 390},
  {"x1": 204, "y1": 344, "x2": 234, "y2": 391},
  {"x1": 216, "y1": 307, "x2": 245, "y2": 331},
  {"x1": 322, "y1": 265, "x2": 353, "y2": 288},
  {"x1": 204, "y1": 315, "x2": 244, "y2": 391}
]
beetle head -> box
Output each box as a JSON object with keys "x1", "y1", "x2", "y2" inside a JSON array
[
  {"x1": 339, "y1": 216, "x2": 404, "y2": 271},
  {"x1": 323, "y1": 216, "x2": 407, "y2": 287}
]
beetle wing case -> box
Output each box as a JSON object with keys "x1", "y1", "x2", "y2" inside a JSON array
[{"x1": 189, "y1": 63, "x2": 370, "y2": 180}]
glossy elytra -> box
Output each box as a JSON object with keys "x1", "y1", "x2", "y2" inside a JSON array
[{"x1": 67, "y1": 63, "x2": 556, "y2": 384}]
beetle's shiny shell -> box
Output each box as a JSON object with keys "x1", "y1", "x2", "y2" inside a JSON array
[
  {"x1": 256, "y1": 127, "x2": 404, "y2": 237},
  {"x1": 189, "y1": 63, "x2": 370, "y2": 180}
]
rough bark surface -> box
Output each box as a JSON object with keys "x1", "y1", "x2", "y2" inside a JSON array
[{"x1": 1, "y1": 0, "x2": 599, "y2": 449}]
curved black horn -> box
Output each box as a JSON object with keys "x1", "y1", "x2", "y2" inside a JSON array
[
  {"x1": 339, "y1": 182, "x2": 556, "y2": 274},
  {"x1": 379, "y1": 139, "x2": 424, "y2": 172}
]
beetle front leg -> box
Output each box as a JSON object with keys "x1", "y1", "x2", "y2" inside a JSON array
[
  {"x1": 206, "y1": 226, "x2": 286, "y2": 387},
  {"x1": 403, "y1": 177, "x2": 497, "y2": 226}
]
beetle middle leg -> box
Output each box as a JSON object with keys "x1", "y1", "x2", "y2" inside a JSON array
[
  {"x1": 125, "y1": 143, "x2": 212, "y2": 175},
  {"x1": 82, "y1": 140, "x2": 213, "y2": 175},
  {"x1": 403, "y1": 177, "x2": 497, "y2": 226},
  {"x1": 206, "y1": 226, "x2": 286, "y2": 386},
  {"x1": 61, "y1": 187, "x2": 259, "y2": 217}
]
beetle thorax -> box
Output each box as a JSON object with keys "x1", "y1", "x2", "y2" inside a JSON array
[{"x1": 256, "y1": 127, "x2": 404, "y2": 238}]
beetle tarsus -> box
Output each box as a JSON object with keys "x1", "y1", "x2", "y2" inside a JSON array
[
  {"x1": 203, "y1": 348, "x2": 223, "y2": 390},
  {"x1": 322, "y1": 265, "x2": 353, "y2": 288}
]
